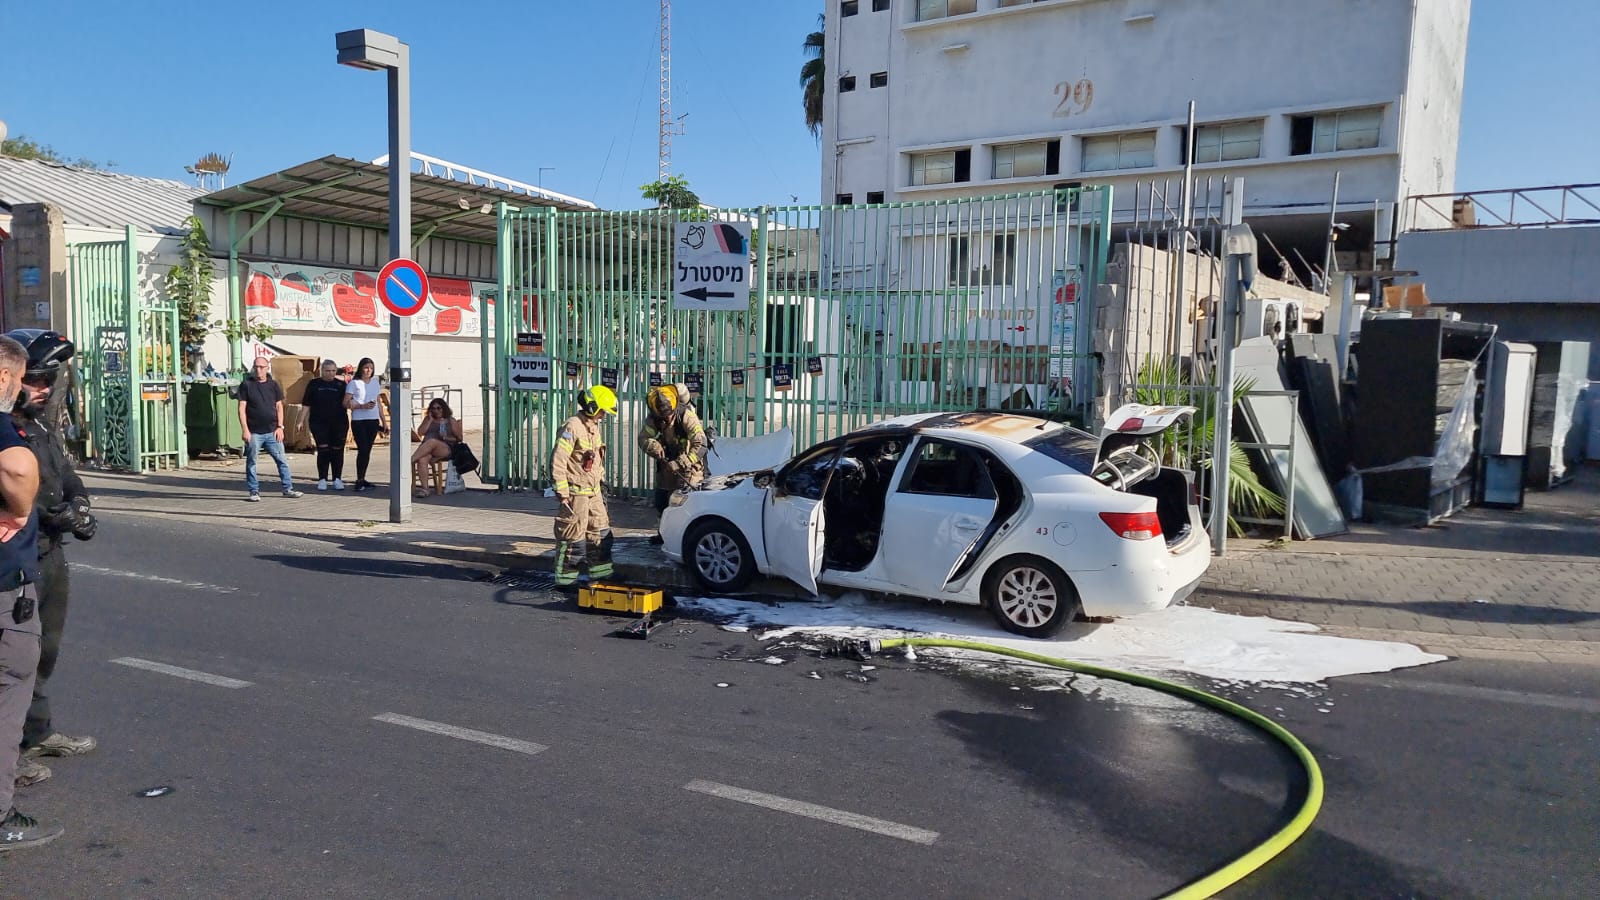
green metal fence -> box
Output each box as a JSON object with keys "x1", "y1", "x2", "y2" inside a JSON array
[
  {"x1": 67, "y1": 226, "x2": 184, "y2": 472},
  {"x1": 487, "y1": 187, "x2": 1112, "y2": 494}
]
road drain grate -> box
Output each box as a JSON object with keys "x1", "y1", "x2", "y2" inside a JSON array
[{"x1": 480, "y1": 571, "x2": 559, "y2": 590}]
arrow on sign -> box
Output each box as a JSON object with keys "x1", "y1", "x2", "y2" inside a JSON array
[
  {"x1": 680, "y1": 286, "x2": 736, "y2": 303},
  {"x1": 512, "y1": 374, "x2": 543, "y2": 385}
]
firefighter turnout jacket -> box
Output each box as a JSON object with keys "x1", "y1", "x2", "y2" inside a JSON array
[
  {"x1": 638, "y1": 388, "x2": 707, "y2": 491},
  {"x1": 552, "y1": 414, "x2": 606, "y2": 498}
]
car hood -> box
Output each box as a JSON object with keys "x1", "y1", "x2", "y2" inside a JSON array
[{"x1": 706, "y1": 427, "x2": 794, "y2": 477}]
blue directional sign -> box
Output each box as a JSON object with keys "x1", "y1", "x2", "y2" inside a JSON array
[{"x1": 377, "y1": 258, "x2": 429, "y2": 318}]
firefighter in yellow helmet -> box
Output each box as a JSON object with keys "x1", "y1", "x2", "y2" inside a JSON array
[
  {"x1": 552, "y1": 385, "x2": 618, "y2": 586},
  {"x1": 639, "y1": 382, "x2": 707, "y2": 545}
]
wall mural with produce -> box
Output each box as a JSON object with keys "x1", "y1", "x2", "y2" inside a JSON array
[{"x1": 239, "y1": 262, "x2": 489, "y2": 337}]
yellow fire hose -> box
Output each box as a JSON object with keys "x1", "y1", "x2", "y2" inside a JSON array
[{"x1": 861, "y1": 636, "x2": 1325, "y2": 900}]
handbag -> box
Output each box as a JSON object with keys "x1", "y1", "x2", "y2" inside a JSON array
[{"x1": 451, "y1": 441, "x2": 480, "y2": 475}]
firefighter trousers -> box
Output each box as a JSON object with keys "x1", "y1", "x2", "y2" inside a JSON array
[{"x1": 554, "y1": 493, "x2": 612, "y2": 585}]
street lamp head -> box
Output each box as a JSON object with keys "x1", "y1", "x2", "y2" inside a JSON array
[{"x1": 336, "y1": 29, "x2": 406, "y2": 71}]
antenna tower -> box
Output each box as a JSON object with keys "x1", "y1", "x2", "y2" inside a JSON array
[{"x1": 659, "y1": 0, "x2": 676, "y2": 182}]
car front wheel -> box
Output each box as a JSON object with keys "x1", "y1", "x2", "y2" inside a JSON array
[
  {"x1": 984, "y1": 556, "x2": 1081, "y2": 637},
  {"x1": 684, "y1": 518, "x2": 756, "y2": 593}
]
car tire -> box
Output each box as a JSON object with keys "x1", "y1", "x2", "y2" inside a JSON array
[
  {"x1": 684, "y1": 518, "x2": 756, "y2": 593},
  {"x1": 983, "y1": 555, "x2": 1081, "y2": 638}
]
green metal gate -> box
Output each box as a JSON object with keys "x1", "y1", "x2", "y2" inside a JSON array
[
  {"x1": 486, "y1": 187, "x2": 1111, "y2": 494},
  {"x1": 67, "y1": 225, "x2": 184, "y2": 471}
]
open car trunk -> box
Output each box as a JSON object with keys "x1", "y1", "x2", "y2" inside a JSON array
[{"x1": 1096, "y1": 404, "x2": 1199, "y2": 549}]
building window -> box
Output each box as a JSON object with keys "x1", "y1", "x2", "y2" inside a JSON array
[
  {"x1": 873, "y1": 0, "x2": 891, "y2": 11},
  {"x1": 990, "y1": 234, "x2": 1016, "y2": 286},
  {"x1": 839, "y1": 75, "x2": 856, "y2": 92},
  {"x1": 869, "y1": 71, "x2": 888, "y2": 88},
  {"x1": 998, "y1": 0, "x2": 1037, "y2": 6},
  {"x1": 992, "y1": 139, "x2": 1060, "y2": 179},
  {"x1": 866, "y1": 191, "x2": 885, "y2": 204},
  {"x1": 836, "y1": 193, "x2": 854, "y2": 205},
  {"x1": 911, "y1": 149, "x2": 971, "y2": 186},
  {"x1": 1081, "y1": 132, "x2": 1156, "y2": 172},
  {"x1": 1291, "y1": 107, "x2": 1382, "y2": 156},
  {"x1": 1184, "y1": 120, "x2": 1264, "y2": 164},
  {"x1": 917, "y1": 0, "x2": 976, "y2": 22},
  {"x1": 842, "y1": 1, "x2": 859, "y2": 17},
  {"x1": 948, "y1": 237, "x2": 969, "y2": 283}
]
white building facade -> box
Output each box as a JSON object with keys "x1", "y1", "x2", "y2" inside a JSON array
[{"x1": 822, "y1": 0, "x2": 1471, "y2": 272}]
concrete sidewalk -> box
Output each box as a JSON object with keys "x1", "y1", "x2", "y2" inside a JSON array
[{"x1": 80, "y1": 437, "x2": 1599, "y2": 663}]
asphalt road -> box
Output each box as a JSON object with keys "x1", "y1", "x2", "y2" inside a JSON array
[{"x1": 1, "y1": 513, "x2": 1594, "y2": 898}]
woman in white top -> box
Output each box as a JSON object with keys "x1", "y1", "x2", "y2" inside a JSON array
[{"x1": 343, "y1": 357, "x2": 389, "y2": 492}]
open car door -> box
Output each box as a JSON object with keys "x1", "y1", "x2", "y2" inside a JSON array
[
  {"x1": 761, "y1": 443, "x2": 839, "y2": 595},
  {"x1": 879, "y1": 438, "x2": 1000, "y2": 595}
]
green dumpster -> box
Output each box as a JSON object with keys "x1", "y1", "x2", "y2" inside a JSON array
[{"x1": 185, "y1": 383, "x2": 243, "y2": 458}]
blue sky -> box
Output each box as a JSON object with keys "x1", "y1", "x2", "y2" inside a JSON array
[{"x1": 1, "y1": 1, "x2": 1594, "y2": 207}]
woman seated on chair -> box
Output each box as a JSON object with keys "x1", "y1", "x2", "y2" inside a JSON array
[{"x1": 412, "y1": 398, "x2": 463, "y2": 497}]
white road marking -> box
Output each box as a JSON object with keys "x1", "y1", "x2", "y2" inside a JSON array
[
  {"x1": 683, "y1": 780, "x2": 939, "y2": 845},
  {"x1": 110, "y1": 657, "x2": 253, "y2": 689},
  {"x1": 72, "y1": 564, "x2": 238, "y2": 594},
  {"x1": 372, "y1": 713, "x2": 549, "y2": 756}
]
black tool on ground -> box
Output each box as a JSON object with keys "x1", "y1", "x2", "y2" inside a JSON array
[{"x1": 614, "y1": 614, "x2": 666, "y2": 640}]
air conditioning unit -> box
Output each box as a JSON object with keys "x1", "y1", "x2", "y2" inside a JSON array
[{"x1": 1240, "y1": 299, "x2": 1303, "y2": 342}]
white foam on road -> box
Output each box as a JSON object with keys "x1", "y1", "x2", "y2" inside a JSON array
[
  {"x1": 675, "y1": 594, "x2": 1445, "y2": 684},
  {"x1": 684, "y1": 780, "x2": 939, "y2": 845},
  {"x1": 73, "y1": 564, "x2": 238, "y2": 594},
  {"x1": 111, "y1": 657, "x2": 254, "y2": 689},
  {"x1": 372, "y1": 713, "x2": 549, "y2": 756}
]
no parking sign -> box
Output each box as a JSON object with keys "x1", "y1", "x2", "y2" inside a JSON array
[{"x1": 377, "y1": 258, "x2": 430, "y2": 318}]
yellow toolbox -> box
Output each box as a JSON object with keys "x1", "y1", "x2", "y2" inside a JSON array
[{"x1": 577, "y1": 583, "x2": 663, "y2": 616}]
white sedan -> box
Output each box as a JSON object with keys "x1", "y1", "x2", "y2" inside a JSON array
[{"x1": 660, "y1": 406, "x2": 1211, "y2": 636}]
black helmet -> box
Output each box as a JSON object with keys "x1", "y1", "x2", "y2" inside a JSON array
[{"x1": 5, "y1": 329, "x2": 75, "y2": 378}]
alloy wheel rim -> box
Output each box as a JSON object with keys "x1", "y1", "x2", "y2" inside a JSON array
[
  {"x1": 997, "y1": 566, "x2": 1058, "y2": 628},
  {"x1": 696, "y1": 532, "x2": 741, "y2": 585}
]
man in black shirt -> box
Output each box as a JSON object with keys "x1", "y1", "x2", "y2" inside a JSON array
[{"x1": 237, "y1": 357, "x2": 302, "y2": 501}]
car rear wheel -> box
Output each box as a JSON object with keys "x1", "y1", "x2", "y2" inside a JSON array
[
  {"x1": 984, "y1": 556, "x2": 1081, "y2": 638},
  {"x1": 685, "y1": 518, "x2": 756, "y2": 593}
]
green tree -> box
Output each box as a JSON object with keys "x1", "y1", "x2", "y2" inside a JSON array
[
  {"x1": 1, "y1": 133, "x2": 111, "y2": 170},
  {"x1": 169, "y1": 215, "x2": 271, "y2": 372},
  {"x1": 640, "y1": 174, "x2": 701, "y2": 210},
  {"x1": 1133, "y1": 359, "x2": 1284, "y2": 537},
  {"x1": 800, "y1": 14, "x2": 825, "y2": 139}
]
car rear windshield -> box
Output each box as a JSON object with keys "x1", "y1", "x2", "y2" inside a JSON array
[{"x1": 1022, "y1": 426, "x2": 1099, "y2": 474}]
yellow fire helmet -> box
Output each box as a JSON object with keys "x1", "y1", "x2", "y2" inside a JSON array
[
  {"x1": 647, "y1": 384, "x2": 678, "y2": 417},
  {"x1": 578, "y1": 384, "x2": 619, "y2": 417}
]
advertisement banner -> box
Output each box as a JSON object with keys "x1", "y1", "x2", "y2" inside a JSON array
[{"x1": 240, "y1": 262, "x2": 488, "y2": 337}]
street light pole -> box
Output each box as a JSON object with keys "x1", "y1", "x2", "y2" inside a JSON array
[{"x1": 337, "y1": 28, "x2": 413, "y2": 524}]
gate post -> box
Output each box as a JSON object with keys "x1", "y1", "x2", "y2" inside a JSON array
[
  {"x1": 753, "y1": 206, "x2": 770, "y2": 434},
  {"x1": 122, "y1": 225, "x2": 144, "y2": 474},
  {"x1": 493, "y1": 201, "x2": 514, "y2": 489}
]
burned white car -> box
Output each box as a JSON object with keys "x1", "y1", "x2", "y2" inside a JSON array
[{"x1": 660, "y1": 407, "x2": 1210, "y2": 636}]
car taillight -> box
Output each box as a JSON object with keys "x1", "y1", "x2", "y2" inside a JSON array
[
  {"x1": 1117, "y1": 417, "x2": 1146, "y2": 432},
  {"x1": 1099, "y1": 511, "x2": 1162, "y2": 541}
]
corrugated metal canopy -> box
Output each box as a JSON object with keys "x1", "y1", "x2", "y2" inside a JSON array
[
  {"x1": 0, "y1": 155, "x2": 206, "y2": 235},
  {"x1": 198, "y1": 155, "x2": 594, "y2": 243}
]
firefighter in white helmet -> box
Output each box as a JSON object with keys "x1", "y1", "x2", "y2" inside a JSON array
[
  {"x1": 639, "y1": 382, "x2": 707, "y2": 545},
  {"x1": 551, "y1": 385, "x2": 618, "y2": 587}
]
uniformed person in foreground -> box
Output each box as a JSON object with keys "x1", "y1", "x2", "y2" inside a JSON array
[
  {"x1": 638, "y1": 382, "x2": 706, "y2": 545},
  {"x1": 551, "y1": 386, "x2": 618, "y2": 587},
  {"x1": 0, "y1": 334, "x2": 61, "y2": 852},
  {"x1": 5, "y1": 331, "x2": 97, "y2": 791}
]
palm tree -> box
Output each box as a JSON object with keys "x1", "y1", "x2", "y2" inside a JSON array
[{"x1": 800, "y1": 14, "x2": 825, "y2": 139}]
